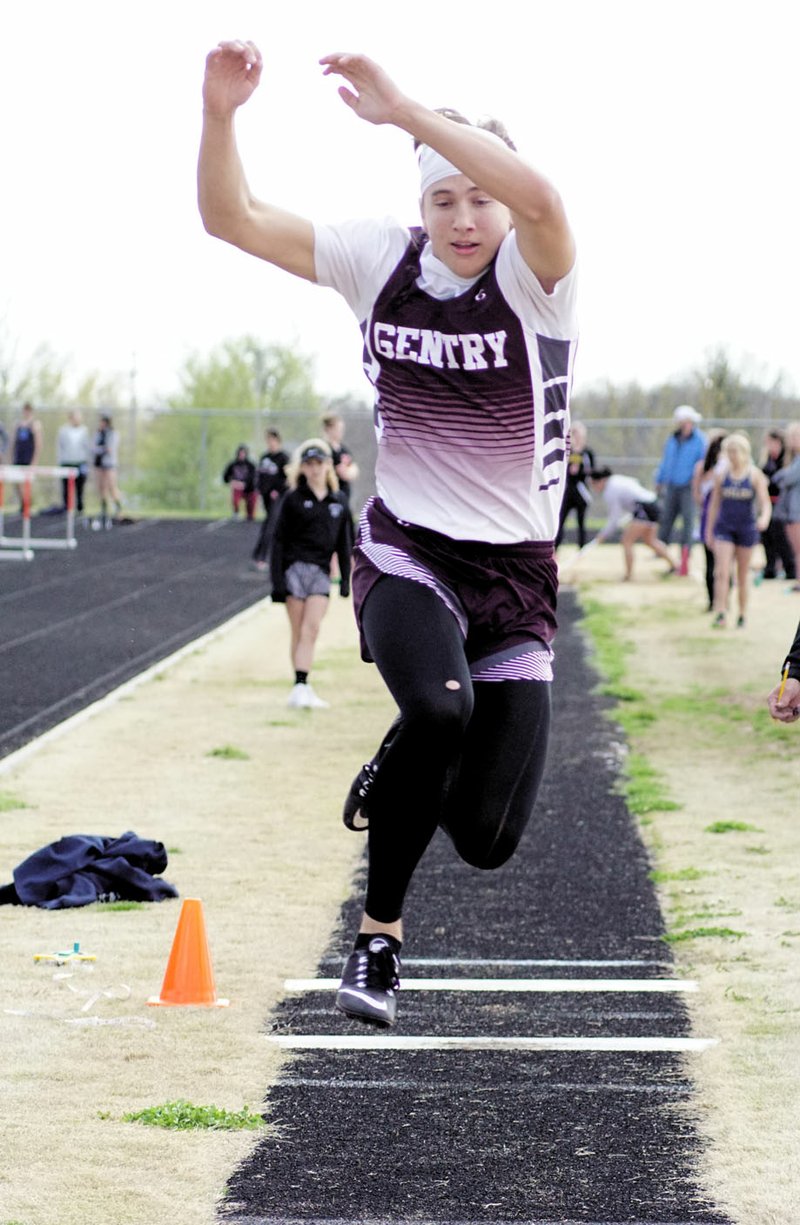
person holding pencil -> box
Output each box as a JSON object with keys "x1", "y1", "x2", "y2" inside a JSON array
[{"x1": 767, "y1": 622, "x2": 800, "y2": 722}]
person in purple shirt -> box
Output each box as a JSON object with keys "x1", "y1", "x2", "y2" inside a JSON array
[{"x1": 198, "y1": 42, "x2": 577, "y2": 1028}]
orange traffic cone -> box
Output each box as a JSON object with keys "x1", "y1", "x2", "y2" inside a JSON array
[{"x1": 147, "y1": 898, "x2": 229, "y2": 1007}]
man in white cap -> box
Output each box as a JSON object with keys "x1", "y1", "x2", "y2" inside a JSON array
[{"x1": 655, "y1": 405, "x2": 707, "y2": 575}]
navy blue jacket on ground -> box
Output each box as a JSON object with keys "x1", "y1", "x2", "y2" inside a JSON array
[{"x1": 0, "y1": 831, "x2": 178, "y2": 909}]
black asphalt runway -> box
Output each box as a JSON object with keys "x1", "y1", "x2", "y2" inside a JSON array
[
  {"x1": 0, "y1": 513, "x2": 269, "y2": 759},
  {"x1": 221, "y1": 591, "x2": 731, "y2": 1225},
  {"x1": 1, "y1": 519, "x2": 731, "y2": 1222}
]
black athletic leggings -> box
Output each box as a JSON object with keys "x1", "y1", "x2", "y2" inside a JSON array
[{"x1": 361, "y1": 576, "x2": 551, "y2": 923}]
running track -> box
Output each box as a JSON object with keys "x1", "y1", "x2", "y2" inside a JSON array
[
  {"x1": 0, "y1": 515, "x2": 269, "y2": 760},
  {"x1": 1, "y1": 516, "x2": 731, "y2": 1222}
]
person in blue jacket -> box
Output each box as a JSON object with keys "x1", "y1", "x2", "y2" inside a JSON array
[{"x1": 655, "y1": 404, "x2": 707, "y2": 575}]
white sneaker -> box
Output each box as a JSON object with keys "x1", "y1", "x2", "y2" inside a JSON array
[
  {"x1": 304, "y1": 685, "x2": 329, "y2": 709},
  {"x1": 287, "y1": 683, "x2": 311, "y2": 708}
]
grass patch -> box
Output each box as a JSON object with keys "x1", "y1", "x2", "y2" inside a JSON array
[
  {"x1": 579, "y1": 597, "x2": 631, "y2": 689},
  {"x1": 206, "y1": 745, "x2": 250, "y2": 761},
  {"x1": 649, "y1": 866, "x2": 709, "y2": 883},
  {"x1": 619, "y1": 754, "x2": 681, "y2": 816},
  {"x1": 663, "y1": 926, "x2": 747, "y2": 944},
  {"x1": 120, "y1": 1100, "x2": 265, "y2": 1131},
  {"x1": 0, "y1": 790, "x2": 29, "y2": 812},
  {"x1": 92, "y1": 900, "x2": 147, "y2": 912},
  {"x1": 705, "y1": 820, "x2": 764, "y2": 834}
]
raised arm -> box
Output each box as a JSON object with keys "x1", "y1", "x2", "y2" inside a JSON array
[
  {"x1": 198, "y1": 41, "x2": 316, "y2": 281},
  {"x1": 320, "y1": 53, "x2": 575, "y2": 291}
]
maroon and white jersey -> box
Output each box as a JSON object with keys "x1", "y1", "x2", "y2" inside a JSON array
[{"x1": 314, "y1": 217, "x2": 578, "y2": 543}]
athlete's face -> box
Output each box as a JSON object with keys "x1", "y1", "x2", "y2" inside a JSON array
[{"x1": 421, "y1": 174, "x2": 511, "y2": 277}]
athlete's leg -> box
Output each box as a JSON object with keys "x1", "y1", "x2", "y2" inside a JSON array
[
  {"x1": 734, "y1": 545, "x2": 753, "y2": 622},
  {"x1": 643, "y1": 523, "x2": 674, "y2": 567},
  {"x1": 440, "y1": 678, "x2": 550, "y2": 869},
  {"x1": 621, "y1": 521, "x2": 645, "y2": 579},
  {"x1": 712, "y1": 539, "x2": 735, "y2": 620},
  {"x1": 359, "y1": 577, "x2": 474, "y2": 929},
  {"x1": 290, "y1": 594, "x2": 329, "y2": 674}
]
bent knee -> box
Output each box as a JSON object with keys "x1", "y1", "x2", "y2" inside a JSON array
[
  {"x1": 405, "y1": 684, "x2": 473, "y2": 736},
  {"x1": 449, "y1": 826, "x2": 519, "y2": 871}
]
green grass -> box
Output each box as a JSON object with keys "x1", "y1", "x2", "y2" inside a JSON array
[
  {"x1": 0, "y1": 791, "x2": 29, "y2": 812},
  {"x1": 92, "y1": 900, "x2": 146, "y2": 912},
  {"x1": 619, "y1": 754, "x2": 681, "y2": 816},
  {"x1": 206, "y1": 744, "x2": 250, "y2": 761},
  {"x1": 649, "y1": 866, "x2": 709, "y2": 883},
  {"x1": 663, "y1": 926, "x2": 747, "y2": 944},
  {"x1": 120, "y1": 1100, "x2": 265, "y2": 1131},
  {"x1": 705, "y1": 820, "x2": 764, "y2": 834}
]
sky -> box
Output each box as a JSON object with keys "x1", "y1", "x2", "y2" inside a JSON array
[{"x1": 2, "y1": 0, "x2": 799, "y2": 409}]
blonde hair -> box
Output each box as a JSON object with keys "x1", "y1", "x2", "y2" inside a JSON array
[
  {"x1": 286, "y1": 437, "x2": 338, "y2": 493},
  {"x1": 721, "y1": 432, "x2": 753, "y2": 469},
  {"x1": 785, "y1": 421, "x2": 800, "y2": 456}
]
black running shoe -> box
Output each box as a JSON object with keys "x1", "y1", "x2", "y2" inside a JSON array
[
  {"x1": 342, "y1": 760, "x2": 377, "y2": 831},
  {"x1": 335, "y1": 936, "x2": 401, "y2": 1027}
]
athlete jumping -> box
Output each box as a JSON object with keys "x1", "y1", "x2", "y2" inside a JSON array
[{"x1": 199, "y1": 42, "x2": 578, "y2": 1027}]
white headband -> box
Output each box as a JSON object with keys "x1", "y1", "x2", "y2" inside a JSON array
[{"x1": 417, "y1": 127, "x2": 510, "y2": 197}]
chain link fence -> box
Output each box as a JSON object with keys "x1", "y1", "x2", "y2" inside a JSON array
[{"x1": 1, "y1": 403, "x2": 795, "y2": 519}]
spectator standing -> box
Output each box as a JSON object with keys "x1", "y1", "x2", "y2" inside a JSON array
[
  {"x1": 767, "y1": 424, "x2": 800, "y2": 587},
  {"x1": 655, "y1": 405, "x2": 706, "y2": 575},
  {"x1": 705, "y1": 433, "x2": 771, "y2": 628},
  {"x1": 322, "y1": 413, "x2": 359, "y2": 505},
  {"x1": 764, "y1": 423, "x2": 793, "y2": 585},
  {"x1": 587, "y1": 467, "x2": 674, "y2": 580},
  {"x1": 11, "y1": 402, "x2": 43, "y2": 509},
  {"x1": 269, "y1": 440, "x2": 352, "y2": 709},
  {"x1": 93, "y1": 414, "x2": 122, "y2": 528},
  {"x1": 555, "y1": 420, "x2": 595, "y2": 549},
  {"x1": 692, "y1": 430, "x2": 728, "y2": 611},
  {"x1": 223, "y1": 444, "x2": 258, "y2": 519},
  {"x1": 251, "y1": 427, "x2": 290, "y2": 570},
  {"x1": 57, "y1": 410, "x2": 91, "y2": 513}
]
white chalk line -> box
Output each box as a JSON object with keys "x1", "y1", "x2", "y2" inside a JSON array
[
  {"x1": 319, "y1": 957, "x2": 671, "y2": 967},
  {"x1": 267, "y1": 1035, "x2": 718, "y2": 1053},
  {"x1": 284, "y1": 978, "x2": 697, "y2": 994},
  {"x1": 276, "y1": 1077, "x2": 693, "y2": 1093}
]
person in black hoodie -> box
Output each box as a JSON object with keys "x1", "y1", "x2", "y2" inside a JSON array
[
  {"x1": 759, "y1": 428, "x2": 796, "y2": 580},
  {"x1": 223, "y1": 444, "x2": 258, "y2": 519},
  {"x1": 270, "y1": 439, "x2": 352, "y2": 708},
  {"x1": 251, "y1": 427, "x2": 290, "y2": 569}
]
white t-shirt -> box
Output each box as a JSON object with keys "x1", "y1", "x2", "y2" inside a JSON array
[
  {"x1": 314, "y1": 217, "x2": 578, "y2": 543},
  {"x1": 601, "y1": 474, "x2": 656, "y2": 533}
]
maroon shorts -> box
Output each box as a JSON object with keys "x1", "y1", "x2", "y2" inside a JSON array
[{"x1": 352, "y1": 498, "x2": 558, "y2": 680}]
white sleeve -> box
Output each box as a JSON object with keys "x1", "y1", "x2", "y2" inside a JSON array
[
  {"x1": 313, "y1": 216, "x2": 410, "y2": 323},
  {"x1": 495, "y1": 230, "x2": 578, "y2": 339}
]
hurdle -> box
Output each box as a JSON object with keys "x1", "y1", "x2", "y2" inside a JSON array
[{"x1": 0, "y1": 465, "x2": 78, "y2": 558}]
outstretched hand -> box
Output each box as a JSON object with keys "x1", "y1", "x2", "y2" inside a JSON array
[
  {"x1": 319, "y1": 53, "x2": 407, "y2": 126},
  {"x1": 203, "y1": 40, "x2": 263, "y2": 117}
]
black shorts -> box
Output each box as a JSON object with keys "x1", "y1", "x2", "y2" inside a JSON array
[
  {"x1": 633, "y1": 500, "x2": 660, "y2": 523},
  {"x1": 352, "y1": 497, "x2": 557, "y2": 681}
]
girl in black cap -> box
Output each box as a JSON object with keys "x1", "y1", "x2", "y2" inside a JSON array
[{"x1": 270, "y1": 439, "x2": 352, "y2": 709}]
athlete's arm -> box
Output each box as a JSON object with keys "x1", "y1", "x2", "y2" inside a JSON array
[
  {"x1": 753, "y1": 467, "x2": 772, "y2": 533},
  {"x1": 31, "y1": 420, "x2": 43, "y2": 467},
  {"x1": 319, "y1": 52, "x2": 574, "y2": 292},
  {"x1": 199, "y1": 41, "x2": 316, "y2": 281},
  {"x1": 704, "y1": 474, "x2": 722, "y2": 548}
]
